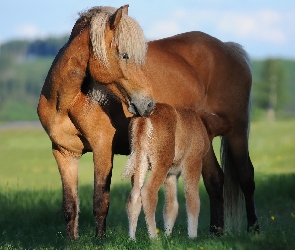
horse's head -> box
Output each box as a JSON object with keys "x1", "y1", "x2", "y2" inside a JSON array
[{"x1": 85, "y1": 5, "x2": 155, "y2": 117}]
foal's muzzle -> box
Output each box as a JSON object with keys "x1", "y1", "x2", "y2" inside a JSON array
[{"x1": 128, "y1": 96, "x2": 155, "y2": 117}]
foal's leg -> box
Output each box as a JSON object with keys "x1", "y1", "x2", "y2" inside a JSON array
[
  {"x1": 163, "y1": 174, "x2": 179, "y2": 236},
  {"x1": 202, "y1": 143, "x2": 224, "y2": 235},
  {"x1": 182, "y1": 158, "x2": 202, "y2": 238},
  {"x1": 126, "y1": 176, "x2": 142, "y2": 240},
  {"x1": 126, "y1": 162, "x2": 149, "y2": 240},
  {"x1": 53, "y1": 147, "x2": 80, "y2": 239},
  {"x1": 141, "y1": 162, "x2": 172, "y2": 238}
]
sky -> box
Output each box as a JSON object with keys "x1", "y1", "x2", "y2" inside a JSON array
[{"x1": 0, "y1": 0, "x2": 294, "y2": 59}]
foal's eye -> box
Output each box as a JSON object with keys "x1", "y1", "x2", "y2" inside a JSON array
[{"x1": 119, "y1": 52, "x2": 129, "y2": 60}]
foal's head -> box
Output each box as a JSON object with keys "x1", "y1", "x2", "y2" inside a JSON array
[{"x1": 79, "y1": 5, "x2": 155, "y2": 116}]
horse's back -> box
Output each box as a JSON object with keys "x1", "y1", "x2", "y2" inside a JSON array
[
  {"x1": 147, "y1": 31, "x2": 252, "y2": 129},
  {"x1": 146, "y1": 104, "x2": 209, "y2": 163}
]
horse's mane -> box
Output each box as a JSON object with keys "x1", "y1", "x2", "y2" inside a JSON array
[{"x1": 79, "y1": 6, "x2": 147, "y2": 68}]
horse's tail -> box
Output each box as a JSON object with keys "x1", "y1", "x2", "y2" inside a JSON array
[
  {"x1": 221, "y1": 41, "x2": 252, "y2": 232},
  {"x1": 221, "y1": 137, "x2": 244, "y2": 232},
  {"x1": 121, "y1": 117, "x2": 153, "y2": 180},
  {"x1": 224, "y1": 42, "x2": 252, "y2": 71}
]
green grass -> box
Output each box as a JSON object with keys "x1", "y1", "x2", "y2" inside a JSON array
[{"x1": 0, "y1": 120, "x2": 295, "y2": 249}]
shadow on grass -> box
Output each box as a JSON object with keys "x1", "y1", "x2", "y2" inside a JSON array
[
  {"x1": 0, "y1": 179, "x2": 209, "y2": 249},
  {"x1": 0, "y1": 174, "x2": 294, "y2": 249}
]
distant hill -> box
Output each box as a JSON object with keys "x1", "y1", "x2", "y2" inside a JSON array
[
  {"x1": 0, "y1": 36, "x2": 69, "y2": 121},
  {"x1": 0, "y1": 36, "x2": 294, "y2": 121},
  {"x1": 0, "y1": 36, "x2": 68, "y2": 58}
]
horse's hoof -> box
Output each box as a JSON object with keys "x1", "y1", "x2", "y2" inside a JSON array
[
  {"x1": 210, "y1": 225, "x2": 223, "y2": 236},
  {"x1": 247, "y1": 222, "x2": 260, "y2": 234},
  {"x1": 95, "y1": 230, "x2": 107, "y2": 239}
]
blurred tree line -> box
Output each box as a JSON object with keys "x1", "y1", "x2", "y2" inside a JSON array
[
  {"x1": 0, "y1": 36, "x2": 294, "y2": 121},
  {"x1": 0, "y1": 36, "x2": 68, "y2": 121},
  {"x1": 252, "y1": 59, "x2": 295, "y2": 121}
]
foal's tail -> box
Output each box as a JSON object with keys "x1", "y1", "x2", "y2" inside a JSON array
[
  {"x1": 121, "y1": 117, "x2": 153, "y2": 179},
  {"x1": 221, "y1": 137, "x2": 244, "y2": 232}
]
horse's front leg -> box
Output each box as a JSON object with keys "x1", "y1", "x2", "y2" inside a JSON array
[
  {"x1": 92, "y1": 133, "x2": 116, "y2": 238},
  {"x1": 68, "y1": 94, "x2": 118, "y2": 238},
  {"x1": 53, "y1": 147, "x2": 80, "y2": 239}
]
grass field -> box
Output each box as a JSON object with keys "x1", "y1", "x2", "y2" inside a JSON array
[{"x1": 0, "y1": 120, "x2": 294, "y2": 249}]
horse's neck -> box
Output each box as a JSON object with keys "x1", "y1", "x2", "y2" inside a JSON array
[
  {"x1": 44, "y1": 28, "x2": 90, "y2": 112},
  {"x1": 87, "y1": 80, "x2": 114, "y2": 106}
]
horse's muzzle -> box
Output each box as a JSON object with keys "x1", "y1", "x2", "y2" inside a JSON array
[{"x1": 128, "y1": 96, "x2": 155, "y2": 117}]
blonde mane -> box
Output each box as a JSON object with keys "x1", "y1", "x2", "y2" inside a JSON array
[{"x1": 80, "y1": 6, "x2": 147, "y2": 69}]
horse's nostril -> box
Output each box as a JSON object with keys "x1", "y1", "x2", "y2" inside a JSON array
[
  {"x1": 147, "y1": 101, "x2": 153, "y2": 108},
  {"x1": 145, "y1": 99, "x2": 155, "y2": 116},
  {"x1": 128, "y1": 97, "x2": 155, "y2": 117}
]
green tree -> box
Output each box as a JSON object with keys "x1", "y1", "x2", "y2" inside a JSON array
[{"x1": 253, "y1": 59, "x2": 287, "y2": 121}]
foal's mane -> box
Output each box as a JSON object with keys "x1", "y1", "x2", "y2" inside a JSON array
[{"x1": 79, "y1": 6, "x2": 147, "y2": 68}]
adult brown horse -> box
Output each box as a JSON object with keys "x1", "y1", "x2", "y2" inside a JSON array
[{"x1": 37, "y1": 5, "x2": 259, "y2": 239}]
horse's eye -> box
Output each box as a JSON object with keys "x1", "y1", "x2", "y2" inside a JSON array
[{"x1": 119, "y1": 53, "x2": 129, "y2": 60}]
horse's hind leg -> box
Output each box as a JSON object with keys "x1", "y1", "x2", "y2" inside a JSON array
[
  {"x1": 126, "y1": 162, "x2": 149, "y2": 240},
  {"x1": 182, "y1": 158, "x2": 202, "y2": 238},
  {"x1": 202, "y1": 143, "x2": 224, "y2": 235},
  {"x1": 225, "y1": 131, "x2": 259, "y2": 233},
  {"x1": 141, "y1": 161, "x2": 172, "y2": 238},
  {"x1": 53, "y1": 147, "x2": 80, "y2": 239},
  {"x1": 126, "y1": 176, "x2": 142, "y2": 240},
  {"x1": 163, "y1": 173, "x2": 179, "y2": 236}
]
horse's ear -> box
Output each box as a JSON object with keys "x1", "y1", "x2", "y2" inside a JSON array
[
  {"x1": 110, "y1": 4, "x2": 129, "y2": 30},
  {"x1": 121, "y1": 4, "x2": 129, "y2": 15}
]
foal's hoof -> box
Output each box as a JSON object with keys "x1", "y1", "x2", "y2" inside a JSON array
[{"x1": 210, "y1": 226, "x2": 223, "y2": 236}]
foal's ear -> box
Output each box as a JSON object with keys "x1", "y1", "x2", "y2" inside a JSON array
[{"x1": 110, "y1": 4, "x2": 129, "y2": 30}]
